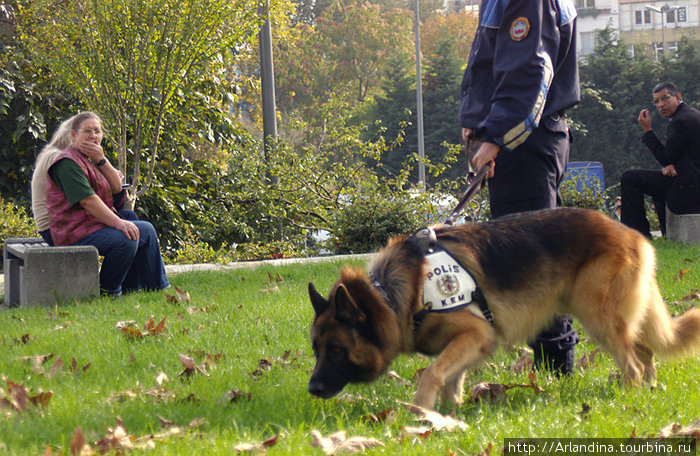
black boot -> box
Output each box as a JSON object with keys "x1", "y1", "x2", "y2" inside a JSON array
[{"x1": 529, "y1": 315, "x2": 579, "y2": 375}]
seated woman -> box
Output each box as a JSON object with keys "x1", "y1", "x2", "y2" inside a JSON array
[
  {"x1": 45, "y1": 111, "x2": 169, "y2": 296},
  {"x1": 32, "y1": 115, "x2": 137, "y2": 245}
]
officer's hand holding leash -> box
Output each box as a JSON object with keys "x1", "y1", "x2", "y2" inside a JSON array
[
  {"x1": 444, "y1": 130, "x2": 492, "y2": 226},
  {"x1": 462, "y1": 127, "x2": 498, "y2": 179}
]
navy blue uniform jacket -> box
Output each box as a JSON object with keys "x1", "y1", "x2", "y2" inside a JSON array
[{"x1": 460, "y1": 0, "x2": 580, "y2": 151}]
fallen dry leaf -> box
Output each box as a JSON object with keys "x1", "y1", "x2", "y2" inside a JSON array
[
  {"x1": 219, "y1": 389, "x2": 252, "y2": 405},
  {"x1": 174, "y1": 286, "x2": 191, "y2": 303},
  {"x1": 115, "y1": 320, "x2": 137, "y2": 330},
  {"x1": 400, "y1": 401, "x2": 468, "y2": 432},
  {"x1": 155, "y1": 372, "x2": 169, "y2": 387},
  {"x1": 362, "y1": 408, "x2": 395, "y2": 425},
  {"x1": 477, "y1": 442, "x2": 494, "y2": 456},
  {"x1": 469, "y1": 373, "x2": 544, "y2": 403},
  {"x1": 144, "y1": 316, "x2": 167, "y2": 335},
  {"x1": 658, "y1": 417, "x2": 700, "y2": 438},
  {"x1": 468, "y1": 382, "x2": 510, "y2": 402},
  {"x1": 29, "y1": 392, "x2": 53, "y2": 408},
  {"x1": 677, "y1": 267, "x2": 690, "y2": 280},
  {"x1": 163, "y1": 285, "x2": 191, "y2": 304},
  {"x1": 0, "y1": 377, "x2": 52, "y2": 413},
  {"x1": 310, "y1": 430, "x2": 384, "y2": 455},
  {"x1": 385, "y1": 370, "x2": 411, "y2": 386},
  {"x1": 510, "y1": 350, "x2": 533, "y2": 372},
  {"x1": 400, "y1": 425, "x2": 433, "y2": 439},
  {"x1": 681, "y1": 290, "x2": 700, "y2": 301},
  {"x1": 163, "y1": 293, "x2": 179, "y2": 304},
  {"x1": 576, "y1": 348, "x2": 600, "y2": 370},
  {"x1": 94, "y1": 417, "x2": 134, "y2": 454},
  {"x1": 17, "y1": 354, "x2": 54, "y2": 373},
  {"x1": 260, "y1": 285, "x2": 280, "y2": 293},
  {"x1": 234, "y1": 435, "x2": 279, "y2": 454},
  {"x1": 118, "y1": 317, "x2": 167, "y2": 339},
  {"x1": 580, "y1": 402, "x2": 592, "y2": 419},
  {"x1": 177, "y1": 353, "x2": 209, "y2": 378},
  {"x1": 48, "y1": 357, "x2": 63, "y2": 378},
  {"x1": 69, "y1": 427, "x2": 93, "y2": 456},
  {"x1": 69, "y1": 357, "x2": 91, "y2": 375}
]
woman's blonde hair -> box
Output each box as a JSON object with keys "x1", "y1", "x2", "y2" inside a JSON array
[{"x1": 34, "y1": 114, "x2": 77, "y2": 169}]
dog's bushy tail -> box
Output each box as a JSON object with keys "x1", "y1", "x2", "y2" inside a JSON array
[{"x1": 644, "y1": 302, "x2": 700, "y2": 359}]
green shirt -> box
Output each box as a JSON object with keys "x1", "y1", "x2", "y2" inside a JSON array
[{"x1": 48, "y1": 158, "x2": 95, "y2": 207}]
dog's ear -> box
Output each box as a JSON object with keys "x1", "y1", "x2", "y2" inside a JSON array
[
  {"x1": 308, "y1": 282, "x2": 330, "y2": 316},
  {"x1": 333, "y1": 284, "x2": 366, "y2": 324}
]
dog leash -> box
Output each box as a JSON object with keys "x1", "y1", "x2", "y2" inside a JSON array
[{"x1": 444, "y1": 164, "x2": 489, "y2": 226}]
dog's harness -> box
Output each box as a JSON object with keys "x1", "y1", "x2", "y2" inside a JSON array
[
  {"x1": 370, "y1": 228, "x2": 494, "y2": 328},
  {"x1": 410, "y1": 227, "x2": 493, "y2": 324}
]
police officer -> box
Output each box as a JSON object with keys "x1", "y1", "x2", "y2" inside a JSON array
[{"x1": 459, "y1": 0, "x2": 581, "y2": 374}]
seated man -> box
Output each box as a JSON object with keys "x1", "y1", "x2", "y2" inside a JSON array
[{"x1": 620, "y1": 82, "x2": 700, "y2": 238}]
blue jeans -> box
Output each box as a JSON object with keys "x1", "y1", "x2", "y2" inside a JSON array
[
  {"x1": 74, "y1": 220, "x2": 169, "y2": 296},
  {"x1": 41, "y1": 209, "x2": 139, "y2": 247}
]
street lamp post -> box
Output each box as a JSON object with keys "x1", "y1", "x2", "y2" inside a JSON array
[
  {"x1": 414, "y1": 0, "x2": 426, "y2": 190},
  {"x1": 645, "y1": 4, "x2": 679, "y2": 59}
]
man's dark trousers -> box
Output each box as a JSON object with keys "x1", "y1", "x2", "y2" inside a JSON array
[
  {"x1": 487, "y1": 119, "x2": 579, "y2": 374},
  {"x1": 620, "y1": 169, "x2": 672, "y2": 238}
]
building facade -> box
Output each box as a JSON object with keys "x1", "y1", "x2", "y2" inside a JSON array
[{"x1": 577, "y1": 0, "x2": 700, "y2": 58}]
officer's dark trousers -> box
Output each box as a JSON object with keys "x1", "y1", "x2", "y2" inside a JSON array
[
  {"x1": 487, "y1": 118, "x2": 579, "y2": 374},
  {"x1": 620, "y1": 169, "x2": 671, "y2": 238}
]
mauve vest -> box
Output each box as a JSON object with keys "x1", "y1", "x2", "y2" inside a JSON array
[{"x1": 46, "y1": 147, "x2": 115, "y2": 246}]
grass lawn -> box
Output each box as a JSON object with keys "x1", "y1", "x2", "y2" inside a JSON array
[{"x1": 1, "y1": 240, "x2": 699, "y2": 455}]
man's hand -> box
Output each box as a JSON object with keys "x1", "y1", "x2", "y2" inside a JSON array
[
  {"x1": 638, "y1": 109, "x2": 652, "y2": 132},
  {"x1": 472, "y1": 142, "x2": 499, "y2": 178},
  {"x1": 462, "y1": 127, "x2": 472, "y2": 144},
  {"x1": 662, "y1": 164, "x2": 678, "y2": 177}
]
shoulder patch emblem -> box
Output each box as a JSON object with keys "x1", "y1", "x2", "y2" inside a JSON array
[{"x1": 510, "y1": 17, "x2": 530, "y2": 41}]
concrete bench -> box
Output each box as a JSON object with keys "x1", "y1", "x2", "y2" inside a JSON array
[
  {"x1": 666, "y1": 208, "x2": 700, "y2": 244},
  {"x1": 3, "y1": 237, "x2": 99, "y2": 307}
]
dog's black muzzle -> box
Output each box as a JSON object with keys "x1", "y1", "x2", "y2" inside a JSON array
[{"x1": 308, "y1": 376, "x2": 347, "y2": 399}]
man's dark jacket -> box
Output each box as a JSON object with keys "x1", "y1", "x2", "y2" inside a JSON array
[
  {"x1": 643, "y1": 101, "x2": 700, "y2": 213},
  {"x1": 459, "y1": 0, "x2": 580, "y2": 151}
]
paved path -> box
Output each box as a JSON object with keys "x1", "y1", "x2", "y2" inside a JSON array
[
  {"x1": 0, "y1": 253, "x2": 374, "y2": 298},
  {"x1": 163, "y1": 253, "x2": 374, "y2": 276}
]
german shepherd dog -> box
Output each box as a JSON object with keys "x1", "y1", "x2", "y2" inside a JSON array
[{"x1": 308, "y1": 208, "x2": 700, "y2": 410}]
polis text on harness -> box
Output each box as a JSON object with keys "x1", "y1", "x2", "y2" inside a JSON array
[{"x1": 411, "y1": 227, "x2": 493, "y2": 323}]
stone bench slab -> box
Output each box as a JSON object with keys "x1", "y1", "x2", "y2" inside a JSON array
[
  {"x1": 3, "y1": 237, "x2": 99, "y2": 307},
  {"x1": 666, "y1": 209, "x2": 700, "y2": 244}
]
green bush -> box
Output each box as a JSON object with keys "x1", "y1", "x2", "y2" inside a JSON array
[
  {"x1": 0, "y1": 197, "x2": 37, "y2": 272},
  {"x1": 328, "y1": 193, "x2": 423, "y2": 254},
  {"x1": 163, "y1": 228, "x2": 232, "y2": 265},
  {"x1": 232, "y1": 240, "x2": 303, "y2": 261},
  {"x1": 0, "y1": 197, "x2": 36, "y2": 242},
  {"x1": 560, "y1": 176, "x2": 609, "y2": 211}
]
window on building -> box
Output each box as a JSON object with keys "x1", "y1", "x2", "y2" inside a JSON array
[
  {"x1": 654, "y1": 41, "x2": 677, "y2": 59},
  {"x1": 678, "y1": 7, "x2": 687, "y2": 22},
  {"x1": 580, "y1": 31, "x2": 596, "y2": 55},
  {"x1": 668, "y1": 41, "x2": 678, "y2": 55},
  {"x1": 635, "y1": 9, "x2": 652, "y2": 25},
  {"x1": 666, "y1": 9, "x2": 676, "y2": 23},
  {"x1": 654, "y1": 42, "x2": 664, "y2": 59},
  {"x1": 576, "y1": 0, "x2": 594, "y2": 8}
]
